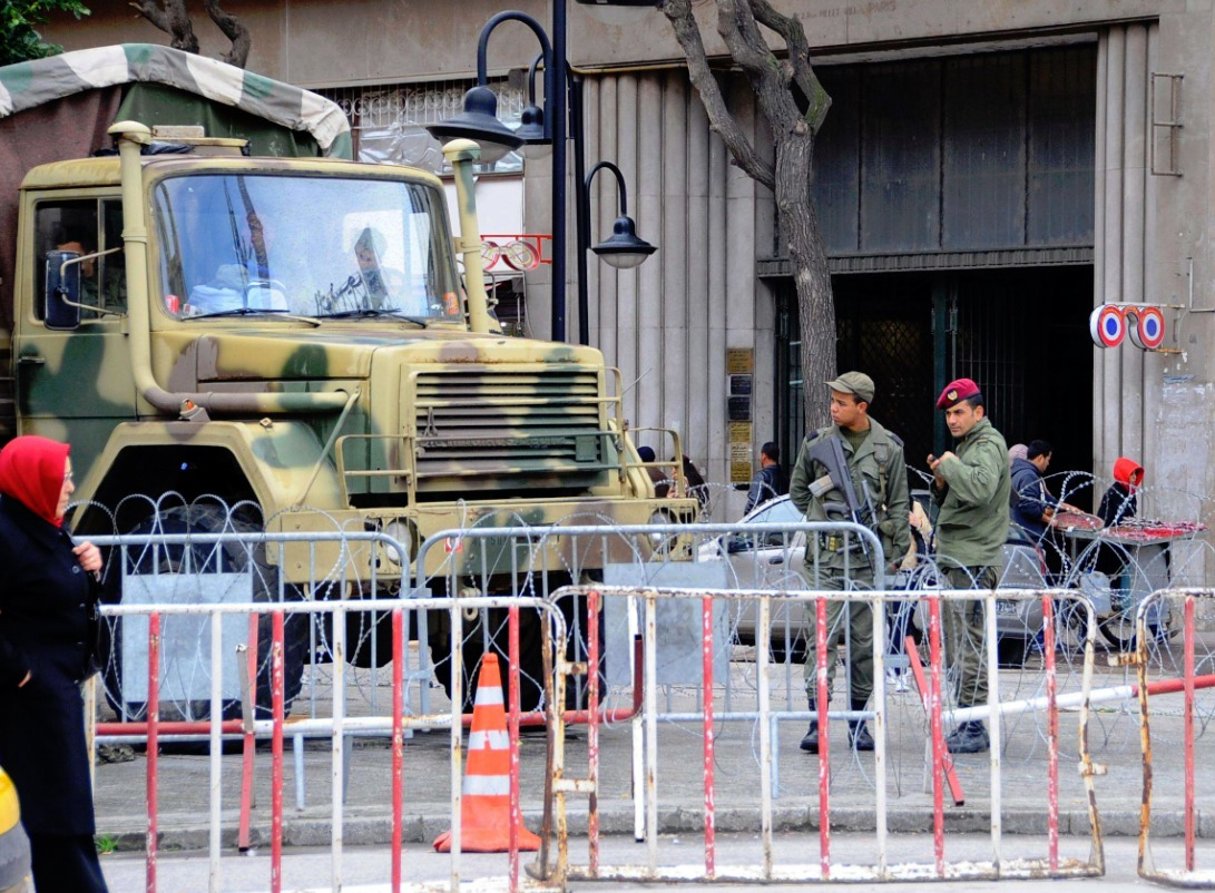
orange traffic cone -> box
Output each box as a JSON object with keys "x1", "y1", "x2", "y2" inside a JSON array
[{"x1": 433, "y1": 652, "x2": 542, "y2": 853}]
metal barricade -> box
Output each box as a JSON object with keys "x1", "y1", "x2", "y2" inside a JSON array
[
  {"x1": 536, "y1": 583, "x2": 1104, "y2": 885},
  {"x1": 1136, "y1": 588, "x2": 1215, "y2": 888},
  {"x1": 96, "y1": 594, "x2": 565, "y2": 893}
]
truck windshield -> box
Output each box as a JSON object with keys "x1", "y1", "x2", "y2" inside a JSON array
[{"x1": 152, "y1": 173, "x2": 462, "y2": 321}]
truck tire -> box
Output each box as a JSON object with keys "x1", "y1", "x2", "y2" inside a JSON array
[{"x1": 100, "y1": 502, "x2": 308, "y2": 722}]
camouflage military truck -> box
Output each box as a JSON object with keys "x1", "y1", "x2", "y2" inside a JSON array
[{"x1": 0, "y1": 45, "x2": 696, "y2": 713}]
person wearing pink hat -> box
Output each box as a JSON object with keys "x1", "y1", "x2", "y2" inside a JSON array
[{"x1": 927, "y1": 378, "x2": 1011, "y2": 755}]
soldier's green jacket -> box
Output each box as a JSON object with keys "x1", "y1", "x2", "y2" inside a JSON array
[
  {"x1": 932, "y1": 416, "x2": 1011, "y2": 569},
  {"x1": 789, "y1": 418, "x2": 911, "y2": 570}
]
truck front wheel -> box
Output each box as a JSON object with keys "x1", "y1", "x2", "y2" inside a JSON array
[{"x1": 99, "y1": 502, "x2": 308, "y2": 723}]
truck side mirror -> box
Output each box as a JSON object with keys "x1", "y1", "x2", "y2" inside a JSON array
[{"x1": 44, "y1": 250, "x2": 82, "y2": 330}]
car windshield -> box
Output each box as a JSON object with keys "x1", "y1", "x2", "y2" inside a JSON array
[
  {"x1": 152, "y1": 173, "x2": 462, "y2": 322},
  {"x1": 746, "y1": 497, "x2": 800, "y2": 526}
]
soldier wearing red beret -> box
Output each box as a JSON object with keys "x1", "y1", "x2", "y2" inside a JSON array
[{"x1": 927, "y1": 378, "x2": 1011, "y2": 754}]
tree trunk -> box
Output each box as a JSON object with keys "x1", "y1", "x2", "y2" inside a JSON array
[{"x1": 774, "y1": 137, "x2": 835, "y2": 431}]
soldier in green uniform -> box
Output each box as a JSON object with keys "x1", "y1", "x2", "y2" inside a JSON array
[
  {"x1": 927, "y1": 377, "x2": 1011, "y2": 754},
  {"x1": 790, "y1": 372, "x2": 910, "y2": 754}
]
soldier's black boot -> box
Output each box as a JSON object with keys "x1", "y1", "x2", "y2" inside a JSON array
[
  {"x1": 800, "y1": 699, "x2": 820, "y2": 753},
  {"x1": 848, "y1": 720, "x2": 874, "y2": 751},
  {"x1": 945, "y1": 721, "x2": 990, "y2": 754},
  {"x1": 848, "y1": 697, "x2": 874, "y2": 751},
  {"x1": 799, "y1": 721, "x2": 819, "y2": 753}
]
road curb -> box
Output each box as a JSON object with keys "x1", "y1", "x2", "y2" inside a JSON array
[{"x1": 98, "y1": 805, "x2": 1187, "y2": 853}]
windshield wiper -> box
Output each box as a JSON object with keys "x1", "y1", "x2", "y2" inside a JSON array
[
  {"x1": 185, "y1": 307, "x2": 321, "y2": 327},
  {"x1": 322, "y1": 308, "x2": 431, "y2": 327}
]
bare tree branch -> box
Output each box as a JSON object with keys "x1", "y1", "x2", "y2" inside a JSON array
[
  {"x1": 749, "y1": 0, "x2": 830, "y2": 132},
  {"x1": 129, "y1": 0, "x2": 199, "y2": 54},
  {"x1": 203, "y1": 0, "x2": 251, "y2": 68},
  {"x1": 663, "y1": 0, "x2": 836, "y2": 427},
  {"x1": 660, "y1": 0, "x2": 775, "y2": 189}
]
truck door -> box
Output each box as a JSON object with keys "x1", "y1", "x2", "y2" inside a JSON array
[{"x1": 15, "y1": 196, "x2": 136, "y2": 478}]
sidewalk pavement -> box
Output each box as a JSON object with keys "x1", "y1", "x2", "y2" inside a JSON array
[{"x1": 89, "y1": 654, "x2": 1212, "y2": 853}]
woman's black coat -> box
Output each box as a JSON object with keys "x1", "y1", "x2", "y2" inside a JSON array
[{"x1": 0, "y1": 495, "x2": 101, "y2": 835}]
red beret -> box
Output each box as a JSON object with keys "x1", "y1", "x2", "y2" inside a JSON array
[{"x1": 936, "y1": 378, "x2": 981, "y2": 410}]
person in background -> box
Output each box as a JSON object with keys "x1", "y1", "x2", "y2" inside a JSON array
[
  {"x1": 744, "y1": 441, "x2": 789, "y2": 513},
  {"x1": 0, "y1": 436, "x2": 110, "y2": 893},
  {"x1": 1007, "y1": 443, "x2": 1028, "y2": 467},
  {"x1": 928, "y1": 377, "x2": 1011, "y2": 755},
  {"x1": 637, "y1": 446, "x2": 669, "y2": 498},
  {"x1": 1098, "y1": 456, "x2": 1144, "y2": 527},
  {"x1": 676, "y1": 454, "x2": 710, "y2": 511},
  {"x1": 1010, "y1": 439, "x2": 1057, "y2": 542}
]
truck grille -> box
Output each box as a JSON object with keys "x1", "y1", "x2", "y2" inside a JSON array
[{"x1": 410, "y1": 368, "x2": 611, "y2": 494}]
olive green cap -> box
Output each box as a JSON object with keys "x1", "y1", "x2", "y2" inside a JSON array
[{"x1": 825, "y1": 371, "x2": 875, "y2": 403}]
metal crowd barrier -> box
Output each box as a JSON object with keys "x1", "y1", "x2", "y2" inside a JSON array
[
  {"x1": 95, "y1": 595, "x2": 565, "y2": 893},
  {"x1": 538, "y1": 584, "x2": 1104, "y2": 885},
  {"x1": 1136, "y1": 588, "x2": 1215, "y2": 889}
]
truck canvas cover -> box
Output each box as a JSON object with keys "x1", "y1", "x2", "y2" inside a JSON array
[{"x1": 0, "y1": 42, "x2": 351, "y2": 330}]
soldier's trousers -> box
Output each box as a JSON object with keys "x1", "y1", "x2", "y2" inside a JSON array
[
  {"x1": 802, "y1": 568, "x2": 876, "y2": 708},
  {"x1": 940, "y1": 565, "x2": 997, "y2": 710}
]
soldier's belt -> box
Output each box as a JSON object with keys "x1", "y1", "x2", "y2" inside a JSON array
[{"x1": 815, "y1": 532, "x2": 868, "y2": 553}]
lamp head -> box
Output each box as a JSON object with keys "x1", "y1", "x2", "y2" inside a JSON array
[
  {"x1": 425, "y1": 85, "x2": 522, "y2": 164},
  {"x1": 592, "y1": 215, "x2": 657, "y2": 269}
]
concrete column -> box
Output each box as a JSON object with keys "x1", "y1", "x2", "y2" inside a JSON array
[
  {"x1": 1097, "y1": 26, "x2": 1126, "y2": 476},
  {"x1": 1120, "y1": 23, "x2": 1149, "y2": 463},
  {"x1": 1095, "y1": 22, "x2": 1154, "y2": 478},
  {"x1": 595, "y1": 77, "x2": 619, "y2": 365},
  {"x1": 707, "y1": 108, "x2": 729, "y2": 498},
  {"x1": 636, "y1": 76, "x2": 664, "y2": 435},
  {"x1": 686, "y1": 83, "x2": 712, "y2": 469},
  {"x1": 614, "y1": 75, "x2": 640, "y2": 428},
  {"x1": 585, "y1": 76, "x2": 603, "y2": 346},
  {"x1": 661, "y1": 73, "x2": 690, "y2": 452}
]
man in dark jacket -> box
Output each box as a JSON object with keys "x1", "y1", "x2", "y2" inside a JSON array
[
  {"x1": 1010, "y1": 439, "x2": 1055, "y2": 542},
  {"x1": 744, "y1": 441, "x2": 788, "y2": 513}
]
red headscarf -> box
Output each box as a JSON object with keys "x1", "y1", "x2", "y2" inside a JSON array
[{"x1": 0, "y1": 435, "x2": 70, "y2": 526}]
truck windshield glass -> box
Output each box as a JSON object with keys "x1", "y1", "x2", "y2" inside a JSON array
[{"x1": 152, "y1": 174, "x2": 462, "y2": 321}]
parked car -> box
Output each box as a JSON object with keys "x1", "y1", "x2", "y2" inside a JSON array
[{"x1": 696, "y1": 495, "x2": 1049, "y2": 663}]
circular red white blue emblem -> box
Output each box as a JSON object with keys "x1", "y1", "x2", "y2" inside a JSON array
[
  {"x1": 1090, "y1": 305, "x2": 1125, "y2": 348},
  {"x1": 1128, "y1": 306, "x2": 1166, "y2": 350}
]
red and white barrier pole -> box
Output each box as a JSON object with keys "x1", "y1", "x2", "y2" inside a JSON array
[
  {"x1": 1184, "y1": 596, "x2": 1196, "y2": 872},
  {"x1": 587, "y1": 593, "x2": 601, "y2": 878},
  {"x1": 271, "y1": 611, "x2": 284, "y2": 893},
  {"x1": 815, "y1": 598, "x2": 830, "y2": 879},
  {"x1": 508, "y1": 605, "x2": 521, "y2": 893},
  {"x1": 146, "y1": 611, "x2": 160, "y2": 893},
  {"x1": 701, "y1": 593, "x2": 716, "y2": 878},
  {"x1": 391, "y1": 609, "x2": 404, "y2": 893},
  {"x1": 946, "y1": 673, "x2": 1215, "y2": 723},
  {"x1": 927, "y1": 597, "x2": 946, "y2": 877},
  {"x1": 1043, "y1": 596, "x2": 1059, "y2": 871}
]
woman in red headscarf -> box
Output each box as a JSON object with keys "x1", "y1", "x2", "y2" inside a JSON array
[{"x1": 0, "y1": 435, "x2": 110, "y2": 892}]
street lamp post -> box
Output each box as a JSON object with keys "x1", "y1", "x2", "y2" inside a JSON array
[
  {"x1": 427, "y1": 8, "x2": 565, "y2": 342},
  {"x1": 430, "y1": 0, "x2": 656, "y2": 345},
  {"x1": 584, "y1": 161, "x2": 657, "y2": 269}
]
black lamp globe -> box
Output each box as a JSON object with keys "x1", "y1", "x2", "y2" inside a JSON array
[
  {"x1": 516, "y1": 102, "x2": 551, "y2": 159},
  {"x1": 426, "y1": 85, "x2": 523, "y2": 164},
  {"x1": 591, "y1": 215, "x2": 657, "y2": 269}
]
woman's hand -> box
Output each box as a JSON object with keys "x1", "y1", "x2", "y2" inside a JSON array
[{"x1": 73, "y1": 541, "x2": 102, "y2": 575}]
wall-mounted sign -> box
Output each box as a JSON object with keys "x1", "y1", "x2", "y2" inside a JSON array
[{"x1": 1089, "y1": 303, "x2": 1166, "y2": 351}]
